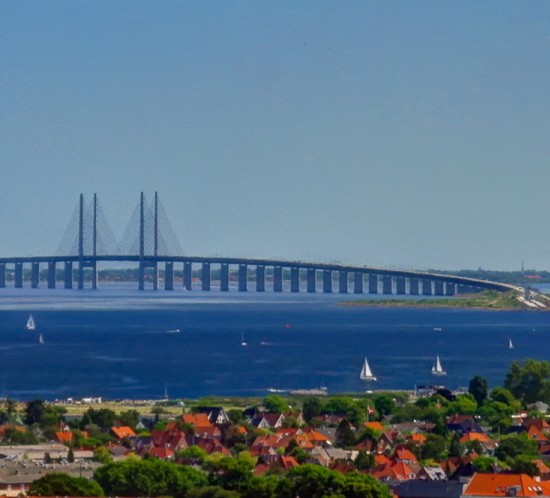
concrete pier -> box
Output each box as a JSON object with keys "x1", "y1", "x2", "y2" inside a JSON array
[
  {"x1": 290, "y1": 267, "x2": 300, "y2": 292},
  {"x1": 183, "y1": 262, "x2": 192, "y2": 291},
  {"x1": 14, "y1": 263, "x2": 23, "y2": 288},
  {"x1": 64, "y1": 262, "x2": 72, "y2": 288},
  {"x1": 164, "y1": 262, "x2": 174, "y2": 291},
  {"x1": 339, "y1": 271, "x2": 348, "y2": 293},
  {"x1": 31, "y1": 262, "x2": 39, "y2": 289},
  {"x1": 256, "y1": 265, "x2": 265, "y2": 292},
  {"x1": 396, "y1": 276, "x2": 406, "y2": 295},
  {"x1": 368, "y1": 274, "x2": 378, "y2": 294},
  {"x1": 201, "y1": 263, "x2": 210, "y2": 291},
  {"x1": 220, "y1": 263, "x2": 229, "y2": 291},
  {"x1": 382, "y1": 275, "x2": 392, "y2": 294},
  {"x1": 273, "y1": 266, "x2": 283, "y2": 292},
  {"x1": 239, "y1": 264, "x2": 247, "y2": 291},
  {"x1": 354, "y1": 272, "x2": 363, "y2": 294},
  {"x1": 323, "y1": 270, "x2": 332, "y2": 293},
  {"x1": 0, "y1": 263, "x2": 5, "y2": 288},
  {"x1": 48, "y1": 262, "x2": 56, "y2": 289},
  {"x1": 307, "y1": 269, "x2": 316, "y2": 293},
  {"x1": 422, "y1": 279, "x2": 432, "y2": 296}
]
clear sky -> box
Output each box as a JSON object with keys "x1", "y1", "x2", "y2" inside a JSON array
[{"x1": 1, "y1": 1, "x2": 550, "y2": 271}]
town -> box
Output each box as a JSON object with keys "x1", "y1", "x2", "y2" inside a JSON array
[{"x1": 0, "y1": 359, "x2": 549, "y2": 497}]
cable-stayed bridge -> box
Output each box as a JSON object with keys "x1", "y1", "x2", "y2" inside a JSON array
[{"x1": 0, "y1": 193, "x2": 518, "y2": 294}]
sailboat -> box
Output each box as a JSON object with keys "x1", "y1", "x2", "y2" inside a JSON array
[
  {"x1": 38, "y1": 334, "x2": 44, "y2": 345},
  {"x1": 508, "y1": 338, "x2": 514, "y2": 349},
  {"x1": 359, "y1": 357, "x2": 377, "y2": 382},
  {"x1": 432, "y1": 355, "x2": 447, "y2": 376},
  {"x1": 240, "y1": 330, "x2": 247, "y2": 347},
  {"x1": 25, "y1": 314, "x2": 36, "y2": 331}
]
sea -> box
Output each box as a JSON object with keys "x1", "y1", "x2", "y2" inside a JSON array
[{"x1": 0, "y1": 282, "x2": 549, "y2": 401}]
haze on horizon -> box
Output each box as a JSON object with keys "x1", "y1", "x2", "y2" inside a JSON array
[{"x1": 1, "y1": 1, "x2": 549, "y2": 272}]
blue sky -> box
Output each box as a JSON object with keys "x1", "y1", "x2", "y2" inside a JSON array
[{"x1": 1, "y1": 1, "x2": 550, "y2": 270}]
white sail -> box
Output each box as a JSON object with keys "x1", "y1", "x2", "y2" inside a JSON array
[
  {"x1": 26, "y1": 314, "x2": 36, "y2": 331},
  {"x1": 360, "y1": 357, "x2": 377, "y2": 381},
  {"x1": 508, "y1": 338, "x2": 514, "y2": 349},
  {"x1": 38, "y1": 334, "x2": 44, "y2": 345},
  {"x1": 240, "y1": 330, "x2": 247, "y2": 347},
  {"x1": 431, "y1": 355, "x2": 447, "y2": 376}
]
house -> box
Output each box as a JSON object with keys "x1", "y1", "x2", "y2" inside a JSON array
[
  {"x1": 463, "y1": 472, "x2": 550, "y2": 497},
  {"x1": 110, "y1": 426, "x2": 136, "y2": 440},
  {"x1": 250, "y1": 412, "x2": 285, "y2": 429},
  {"x1": 460, "y1": 432, "x2": 498, "y2": 455},
  {"x1": 194, "y1": 407, "x2": 231, "y2": 425},
  {"x1": 181, "y1": 413, "x2": 213, "y2": 429},
  {"x1": 416, "y1": 465, "x2": 447, "y2": 481}
]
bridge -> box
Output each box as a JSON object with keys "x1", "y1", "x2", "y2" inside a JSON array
[{"x1": 0, "y1": 193, "x2": 518, "y2": 295}]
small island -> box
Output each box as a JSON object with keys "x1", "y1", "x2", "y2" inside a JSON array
[{"x1": 340, "y1": 290, "x2": 550, "y2": 311}]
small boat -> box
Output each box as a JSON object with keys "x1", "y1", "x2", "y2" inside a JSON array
[
  {"x1": 240, "y1": 330, "x2": 247, "y2": 347},
  {"x1": 433, "y1": 327, "x2": 443, "y2": 332},
  {"x1": 359, "y1": 357, "x2": 377, "y2": 382},
  {"x1": 508, "y1": 338, "x2": 514, "y2": 349},
  {"x1": 166, "y1": 328, "x2": 181, "y2": 334},
  {"x1": 38, "y1": 334, "x2": 44, "y2": 345},
  {"x1": 432, "y1": 355, "x2": 447, "y2": 376},
  {"x1": 26, "y1": 314, "x2": 36, "y2": 331}
]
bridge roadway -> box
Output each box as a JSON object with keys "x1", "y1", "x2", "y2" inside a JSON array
[{"x1": 0, "y1": 255, "x2": 519, "y2": 296}]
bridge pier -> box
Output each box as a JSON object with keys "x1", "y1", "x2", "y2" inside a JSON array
[
  {"x1": 307, "y1": 269, "x2": 316, "y2": 293},
  {"x1": 164, "y1": 262, "x2": 174, "y2": 291},
  {"x1": 273, "y1": 266, "x2": 283, "y2": 292},
  {"x1": 183, "y1": 262, "x2": 192, "y2": 291},
  {"x1": 382, "y1": 275, "x2": 392, "y2": 294},
  {"x1": 138, "y1": 261, "x2": 156, "y2": 290},
  {"x1": 0, "y1": 263, "x2": 5, "y2": 288},
  {"x1": 409, "y1": 278, "x2": 419, "y2": 295},
  {"x1": 202, "y1": 263, "x2": 211, "y2": 291},
  {"x1": 31, "y1": 262, "x2": 40, "y2": 288},
  {"x1": 434, "y1": 281, "x2": 444, "y2": 296},
  {"x1": 220, "y1": 263, "x2": 229, "y2": 291},
  {"x1": 323, "y1": 270, "x2": 332, "y2": 293},
  {"x1": 422, "y1": 279, "x2": 432, "y2": 296},
  {"x1": 48, "y1": 262, "x2": 56, "y2": 289},
  {"x1": 64, "y1": 262, "x2": 73, "y2": 289},
  {"x1": 239, "y1": 264, "x2": 247, "y2": 291},
  {"x1": 291, "y1": 267, "x2": 300, "y2": 292},
  {"x1": 339, "y1": 271, "x2": 348, "y2": 293},
  {"x1": 255, "y1": 265, "x2": 265, "y2": 292},
  {"x1": 396, "y1": 276, "x2": 406, "y2": 295},
  {"x1": 354, "y1": 272, "x2": 363, "y2": 294},
  {"x1": 14, "y1": 263, "x2": 23, "y2": 288},
  {"x1": 445, "y1": 282, "x2": 456, "y2": 296},
  {"x1": 368, "y1": 274, "x2": 378, "y2": 294}
]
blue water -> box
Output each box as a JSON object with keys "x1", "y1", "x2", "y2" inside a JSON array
[{"x1": 0, "y1": 284, "x2": 549, "y2": 400}]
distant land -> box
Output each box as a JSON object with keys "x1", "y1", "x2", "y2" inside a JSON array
[{"x1": 340, "y1": 290, "x2": 545, "y2": 311}]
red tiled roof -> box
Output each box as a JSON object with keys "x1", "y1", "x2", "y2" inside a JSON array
[
  {"x1": 111, "y1": 426, "x2": 136, "y2": 439},
  {"x1": 464, "y1": 473, "x2": 550, "y2": 496}
]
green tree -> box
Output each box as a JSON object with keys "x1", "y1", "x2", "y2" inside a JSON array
[
  {"x1": 469, "y1": 375, "x2": 489, "y2": 406},
  {"x1": 373, "y1": 394, "x2": 396, "y2": 417},
  {"x1": 206, "y1": 451, "x2": 256, "y2": 493},
  {"x1": 421, "y1": 433, "x2": 447, "y2": 461},
  {"x1": 302, "y1": 397, "x2": 323, "y2": 423},
  {"x1": 447, "y1": 394, "x2": 478, "y2": 415},
  {"x1": 25, "y1": 399, "x2": 45, "y2": 426},
  {"x1": 262, "y1": 395, "x2": 288, "y2": 413},
  {"x1": 29, "y1": 472, "x2": 104, "y2": 496},
  {"x1": 473, "y1": 456, "x2": 499, "y2": 473},
  {"x1": 494, "y1": 434, "x2": 538, "y2": 462},
  {"x1": 335, "y1": 419, "x2": 356, "y2": 448},
  {"x1": 117, "y1": 409, "x2": 140, "y2": 429},
  {"x1": 94, "y1": 458, "x2": 207, "y2": 497},
  {"x1": 186, "y1": 486, "x2": 240, "y2": 498},
  {"x1": 504, "y1": 360, "x2": 550, "y2": 404}
]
